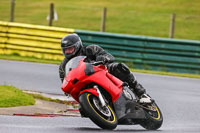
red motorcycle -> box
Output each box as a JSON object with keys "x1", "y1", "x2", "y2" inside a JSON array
[{"x1": 61, "y1": 56, "x2": 163, "y2": 130}]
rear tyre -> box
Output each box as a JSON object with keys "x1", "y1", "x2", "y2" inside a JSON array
[
  {"x1": 140, "y1": 103, "x2": 163, "y2": 130},
  {"x1": 79, "y1": 92, "x2": 117, "y2": 130}
]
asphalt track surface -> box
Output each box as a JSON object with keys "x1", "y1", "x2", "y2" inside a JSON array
[{"x1": 0, "y1": 60, "x2": 200, "y2": 133}]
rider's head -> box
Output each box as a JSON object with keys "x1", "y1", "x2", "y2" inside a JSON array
[{"x1": 61, "y1": 33, "x2": 83, "y2": 58}]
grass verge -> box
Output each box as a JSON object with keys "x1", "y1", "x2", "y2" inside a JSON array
[
  {"x1": 26, "y1": 93, "x2": 76, "y2": 106},
  {"x1": 0, "y1": 85, "x2": 35, "y2": 107},
  {"x1": 0, "y1": 85, "x2": 77, "y2": 108}
]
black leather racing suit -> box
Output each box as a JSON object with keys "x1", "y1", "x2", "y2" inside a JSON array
[{"x1": 59, "y1": 45, "x2": 145, "y2": 96}]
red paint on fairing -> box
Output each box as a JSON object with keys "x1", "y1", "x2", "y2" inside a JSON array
[{"x1": 61, "y1": 57, "x2": 123, "y2": 103}]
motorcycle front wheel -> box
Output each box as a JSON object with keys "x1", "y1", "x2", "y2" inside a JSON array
[{"x1": 79, "y1": 92, "x2": 117, "y2": 130}]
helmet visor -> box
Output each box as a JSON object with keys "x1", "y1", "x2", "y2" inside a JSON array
[{"x1": 64, "y1": 45, "x2": 75, "y2": 54}]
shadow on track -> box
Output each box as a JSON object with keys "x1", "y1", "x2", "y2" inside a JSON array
[{"x1": 74, "y1": 127, "x2": 162, "y2": 132}]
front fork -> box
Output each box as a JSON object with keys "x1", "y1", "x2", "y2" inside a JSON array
[{"x1": 94, "y1": 85, "x2": 106, "y2": 107}]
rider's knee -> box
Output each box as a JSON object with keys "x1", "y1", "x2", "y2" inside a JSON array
[{"x1": 108, "y1": 63, "x2": 131, "y2": 81}]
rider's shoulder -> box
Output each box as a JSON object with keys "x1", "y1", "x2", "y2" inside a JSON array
[
  {"x1": 85, "y1": 44, "x2": 102, "y2": 49},
  {"x1": 84, "y1": 44, "x2": 103, "y2": 50}
]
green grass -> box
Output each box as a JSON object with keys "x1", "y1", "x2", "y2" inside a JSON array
[
  {"x1": 0, "y1": 85, "x2": 35, "y2": 107},
  {"x1": 0, "y1": 84, "x2": 75, "y2": 107},
  {"x1": 0, "y1": 0, "x2": 200, "y2": 40}
]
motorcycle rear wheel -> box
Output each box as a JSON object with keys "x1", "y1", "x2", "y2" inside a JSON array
[
  {"x1": 79, "y1": 92, "x2": 117, "y2": 130},
  {"x1": 139, "y1": 103, "x2": 163, "y2": 130}
]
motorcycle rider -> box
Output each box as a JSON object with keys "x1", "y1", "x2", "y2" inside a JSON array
[{"x1": 59, "y1": 33, "x2": 150, "y2": 102}]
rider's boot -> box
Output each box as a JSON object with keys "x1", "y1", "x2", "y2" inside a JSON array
[
  {"x1": 127, "y1": 73, "x2": 152, "y2": 103},
  {"x1": 126, "y1": 73, "x2": 145, "y2": 96}
]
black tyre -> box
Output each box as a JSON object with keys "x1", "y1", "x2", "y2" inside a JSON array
[
  {"x1": 140, "y1": 103, "x2": 163, "y2": 130},
  {"x1": 79, "y1": 92, "x2": 117, "y2": 130}
]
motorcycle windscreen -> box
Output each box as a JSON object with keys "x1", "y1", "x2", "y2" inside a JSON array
[{"x1": 65, "y1": 56, "x2": 86, "y2": 76}]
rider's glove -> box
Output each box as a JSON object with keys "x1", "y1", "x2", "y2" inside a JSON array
[{"x1": 96, "y1": 56, "x2": 109, "y2": 65}]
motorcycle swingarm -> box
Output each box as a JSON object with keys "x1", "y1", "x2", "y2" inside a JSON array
[
  {"x1": 118, "y1": 107, "x2": 147, "y2": 125},
  {"x1": 113, "y1": 93, "x2": 147, "y2": 125}
]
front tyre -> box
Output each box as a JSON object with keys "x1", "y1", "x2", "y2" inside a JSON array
[
  {"x1": 140, "y1": 103, "x2": 163, "y2": 130},
  {"x1": 79, "y1": 92, "x2": 117, "y2": 130}
]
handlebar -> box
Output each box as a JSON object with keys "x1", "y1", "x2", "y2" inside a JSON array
[{"x1": 91, "y1": 61, "x2": 104, "y2": 66}]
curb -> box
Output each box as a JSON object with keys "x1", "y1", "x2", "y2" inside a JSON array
[{"x1": 13, "y1": 114, "x2": 80, "y2": 117}]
